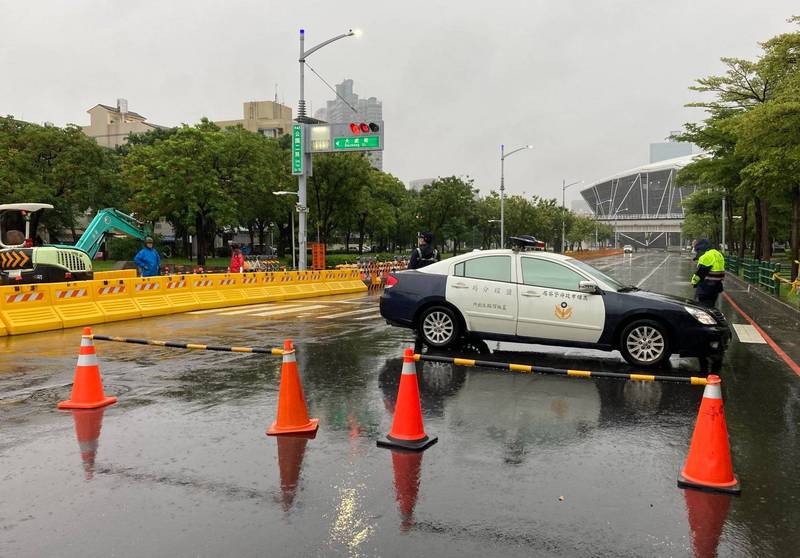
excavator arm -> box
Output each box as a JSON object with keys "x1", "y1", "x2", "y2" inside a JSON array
[{"x1": 74, "y1": 209, "x2": 151, "y2": 259}]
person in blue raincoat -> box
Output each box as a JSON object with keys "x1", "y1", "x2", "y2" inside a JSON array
[{"x1": 134, "y1": 237, "x2": 161, "y2": 277}]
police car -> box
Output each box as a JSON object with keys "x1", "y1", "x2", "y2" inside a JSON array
[{"x1": 379, "y1": 245, "x2": 731, "y2": 367}]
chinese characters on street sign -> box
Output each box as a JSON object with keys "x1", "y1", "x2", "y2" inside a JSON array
[
  {"x1": 292, "y1": 124, "x2": 304, "y2": 175},
  {"x1": 333, "y1": 135, "x2": 380, "y2": 150}
]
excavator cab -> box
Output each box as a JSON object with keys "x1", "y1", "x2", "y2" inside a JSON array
[{"x1": 0, "y1": 203, "x2": 93, "y2": 285}]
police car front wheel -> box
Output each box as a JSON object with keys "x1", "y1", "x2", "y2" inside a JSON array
[
  {"x1": 419, "y1": 306, "x2": 460, "y2": 348},
  {"x1": 619, "y1": 319, "x2": 671, "y2": 367}
]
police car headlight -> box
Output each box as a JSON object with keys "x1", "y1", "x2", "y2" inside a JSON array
[{"x1": 684, "y1": 306, "x2": 716, "y2": 325}]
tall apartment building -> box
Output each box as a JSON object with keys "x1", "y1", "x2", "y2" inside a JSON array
[
  {"x1": 214, "y1": 100, "x2": 293, "y2": 138},
  {"x1": 82, "y1": 99, "x2": 165, "y2": 148},
  {"x1": 317, "y1": 79, "x2": 383, "y2": 170}
]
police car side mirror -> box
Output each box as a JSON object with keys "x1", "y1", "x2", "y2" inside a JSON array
[{"x1": 578, "y1": 280, "x2": 599, "y2": 294}]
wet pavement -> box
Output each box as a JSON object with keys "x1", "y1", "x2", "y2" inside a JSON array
[{"x1": 1, "y1": 252, "x2": 799, "y2": 557}]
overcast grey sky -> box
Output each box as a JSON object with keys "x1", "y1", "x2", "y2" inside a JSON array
[{"x1": 1, "y1": 1, "x2": 797, "y2": 203}]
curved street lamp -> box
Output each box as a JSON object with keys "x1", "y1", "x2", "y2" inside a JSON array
[{"x1": 500, "y1": 144, "x2": 533, "y2": 248}]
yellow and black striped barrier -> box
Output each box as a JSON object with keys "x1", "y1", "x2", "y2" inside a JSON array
[
  {"x1": 413, "y1": 353, "x2": 708, "y2": 385},
  {"x1": 91, "y1": 334, "x2": 284, "y2": 355}
]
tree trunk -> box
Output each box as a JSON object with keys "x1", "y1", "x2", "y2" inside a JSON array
[
  {"x1": 754, "y1": 197, "x2": 763, "y2": 260},
  {"x1": 258, "y1": 227, "x2": 266, "y2": 255},
  {"x1": 738, "y1": 199, "x2": 748, "y2": 259},
  {"x1": 791, "y1": 185, "x2": 800, "y2": 281},
  {"x1": 759, "y1": 198, "x2": 771, "y2": 261},
  {"x1": 248, "y1": 227, "x2": 255, "y2": 251},
  {"x1": 196, "y1": 213, "x2": 206, "y2": 267}
]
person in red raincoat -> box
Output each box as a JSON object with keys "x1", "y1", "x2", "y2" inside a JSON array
[{"x1": 229, "y1": 243, "x2": 244, "y2": 273}]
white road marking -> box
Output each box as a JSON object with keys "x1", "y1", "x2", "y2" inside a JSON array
[
  {"x1": 252, "y1": 305, "x2": 327, "y2": 317},
  {"x1": 636, "y1": 255, "x2": 671, "y2": 288},
  {"x1": 732, "y1": 324, "x2": 767, "y2": 344},
  {"x1": 318, "y1": 307, "x2": 380, "y2": 320},
  {"x1": 220, "y1": 304, "x2": 300, "y2": 316},
  {"x1": 354, "y1": 313, "x2": 382, "y2": 321}
]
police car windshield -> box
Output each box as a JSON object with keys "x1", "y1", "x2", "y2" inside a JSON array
[{"x1": 565, "y1": 258, "x2": 626, "y2": 292}]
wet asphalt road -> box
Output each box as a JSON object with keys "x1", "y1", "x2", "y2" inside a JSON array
[{"x1": 1, "y1": 252, "x2": 798, "y2": 557}]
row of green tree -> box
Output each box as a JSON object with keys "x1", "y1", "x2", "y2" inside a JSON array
[
  {"x1": 0, "y1": 115, "x2": 611, "y2": 265},
  {"x1": 677, "y1": 16, "x2": 800, "y2": 277}
]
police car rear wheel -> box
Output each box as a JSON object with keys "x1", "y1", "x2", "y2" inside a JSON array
[
  {"x1": 620, "y1": 319, "x2": 670, "y2": 367},
  {"x1": 419, "y1": 306, "x2": 460, "y2": 348}
]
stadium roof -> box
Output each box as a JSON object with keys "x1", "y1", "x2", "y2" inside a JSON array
[{"x1": 582, "y1": 153, "x2": 707, "y2": 191}]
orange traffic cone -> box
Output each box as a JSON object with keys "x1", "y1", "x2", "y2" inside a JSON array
[
  {"x1": 678, "y1": 375, "x2": 740, "y2": 494},
  {"x1": 70, "y1": 408, "x2": 106, "y2": 480},
  {"x1": 391, "y1": 449, "x2": 424, "y2": 532},
  {"x1": 276, "y1": 435, "x2": 311, "y2": 511},
  {"x1": 684, "y1": 489, "x2": 731, "y2": 558},
  {"x1": 267, "y1": 340, "x2": 319, "y2": 436},
  {"x1": 58, "y1": 327, "x2": 117, "y2": 409},
  {"x1": 377, "y1": 348, "x2": 437, "y2": 451}
]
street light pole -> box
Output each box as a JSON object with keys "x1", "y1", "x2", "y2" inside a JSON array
[
  {"x1": 560, "y1": 179, "x2": 583, "y2": 253},
  {"x1": 499, "y1": 144, "x2": 532, "y2": 248},
  {"x1": 274, "y1": 190, "x2": 300, "y2": 269},
  {"x1": 297, "y1": 28, "x2": 357, "y2": 270},
  {"x1": 721, "y1": 194, "x2": 726, "y2": 252}
]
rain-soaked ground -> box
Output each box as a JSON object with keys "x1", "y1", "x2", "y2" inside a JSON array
[{"x1": 1, "y1": 251, "x2": 799, "y2": 557}]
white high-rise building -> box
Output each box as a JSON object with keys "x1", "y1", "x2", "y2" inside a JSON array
[{"x1": 323, "y1": 79, "x2": 383, "y2": 170}]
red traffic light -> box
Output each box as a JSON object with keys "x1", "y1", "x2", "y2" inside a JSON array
[
  {"x1": 359, "y1": 122, "x2": 370, "y2": 133},
  {"x1": 349, "y1": 122, "x2": 361, "y2": 135}
]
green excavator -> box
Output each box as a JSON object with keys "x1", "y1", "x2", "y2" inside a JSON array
[{"x1": 0, "y1": 203, "x2": 151, "y2": 285}]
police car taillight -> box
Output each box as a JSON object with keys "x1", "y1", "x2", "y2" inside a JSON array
[{"x1": 385, "y1": 274, "x2": 398, "y2": 288}]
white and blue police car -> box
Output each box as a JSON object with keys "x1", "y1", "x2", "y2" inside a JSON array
[{"x1": 380, "y1": 245, "x2": 731, "y2": 367}]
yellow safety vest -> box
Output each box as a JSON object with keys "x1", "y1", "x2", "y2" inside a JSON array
[{"x1": 691, "y1": 249, "x2": 725, "y2": 286}]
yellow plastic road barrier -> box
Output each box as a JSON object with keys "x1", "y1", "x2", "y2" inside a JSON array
[
  {"x1": 342, "y1": 269, "x2": 367, "y2": 293},
  {"x1": 307, "y1": 270, "x2": 332, "y2": 295},
  {"x1": 130, "y1": 276, "x2": 173, "y2": 317},
  {"x1": 91, "y1": 333, "x2": 285, "y2": 355},
  {"x1": 216, "y1": 273, "x2": 248, "y2": 306},
  {"x1": 92, "y1": 278, "x2": 141, "y2": 322},
  {"x1": 413, "y1": 353, "x2": 708, "y2": 385},
  {"x1": 0, "y1": 283, "x2": 63, "y2": 335},
  {"x1": 163, "y1": 275, "x2": 200, "y2": 312},
  {"x1": 262, "y1": 271, "x2": 286, "y2": 301},
  {"x1": 190, "y1": 274, "x2": 228, "y2": 309},
  {"x1": 94, "y1": 269, "x2": 137, "y2": 280},
  {"x1": 280, "y1": 271, "x2": 305, "y2": 300},
  {"x1": 49, "y1": 281, "x2": 105, "y2": 328},
  {"x1": 240, "y1": 272, "x2": 269, "y2": 303}
]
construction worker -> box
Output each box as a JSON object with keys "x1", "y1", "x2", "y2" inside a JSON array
[
  {"x1": 408, "y1": 232, "x2": 440, "y2": 270},
  {"x1": 691, "y1": 238, "x2": 725, "y2": 308},
  {"x1": 134, "y1": 237, "x2": 161, "y2": 277}
]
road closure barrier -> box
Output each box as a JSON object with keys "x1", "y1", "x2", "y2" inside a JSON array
[
  {"x1": 0, "y1": 269, "x2": 366, "y2": 337},
  {"x1": 413, "y1": 353, "x2": 709, "y2": 385},
  {"x1": 50, "y1": 282, "x2": 104, "y2": 328},
  {"x1": 93, "y1": 278, "x2": 141, "y2": 322},
  {"x1": 91, "y1": 333, "x2": 285, "y2": 355},
  {"x1": 93, "y1": 269, "x2": 137, "y2": 280},
  {"x1": 130, "y1": 276, "x2": 173, "y2": 317},
  {"x1": 0, "y1": 283, "x2": 62, "y2": 335}
]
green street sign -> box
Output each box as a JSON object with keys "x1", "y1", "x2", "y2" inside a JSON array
[
  {"x1": 333, "y1": 135, "x2": 380, "y2": 150},
  {"x1": 292, "y1": 124, "x2": 304, "y2": 175}
]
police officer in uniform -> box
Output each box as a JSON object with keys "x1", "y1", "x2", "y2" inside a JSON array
[
  {"x1": 691, "y1": 238, "x2": 725, "y2": 308},
  {"x1": 408, "y1": 232, "x2": 440, "y2": 270}
]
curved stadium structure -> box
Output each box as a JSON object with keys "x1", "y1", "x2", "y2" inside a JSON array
[{"x1": 579, "y1": 154, "x2": 703, "y2": 249}]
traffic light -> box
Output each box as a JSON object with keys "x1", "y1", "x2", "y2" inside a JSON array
[{"x1": 348, "y1": 122, "x2": 380, "y2": 135}]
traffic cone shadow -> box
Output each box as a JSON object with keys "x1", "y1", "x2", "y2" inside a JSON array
[
  {"x1": 70, "y1": 407, "x2": 107, "y2": 480},
  {"x1": 58, "y1": 327, "x2": 117, "y2": 410},
  {"x1": 377, "y1": 348, "x2": 437, "y2": 451},
  {"x1": 275, "y1": 434, "x2": 312, "y2": 511},
  {"x1": 267, "y1": 340, "x2": 319, "y2": 436},
  {"x1": 678, "y1": 375, "x2": 740, "y2": 494},
  {"x1": 391, "y1": 449, "x2": 424, "y2": 533},
  {"x1": 684, "y1": 489, "x2": 732, "y2": 558}
]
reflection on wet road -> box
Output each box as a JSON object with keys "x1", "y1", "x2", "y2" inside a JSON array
[{"x1": 1, "y1": 252, "x2": 798, "y2": 557}]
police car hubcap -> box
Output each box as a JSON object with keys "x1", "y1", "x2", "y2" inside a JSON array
[
  {"x1": 423, "y1": 312, "x2": 454, "y2": 344},
  {"x1": 626, "y1": 326, "x2": 665, "y2": 363}
]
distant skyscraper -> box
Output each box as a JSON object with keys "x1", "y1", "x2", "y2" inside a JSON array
[
  {"x1": 323, "y1": 79, "x2": 383, "y2": 170},
  {"x1": 649, "y1": 132, "x2": 693, "y2": 163}
]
